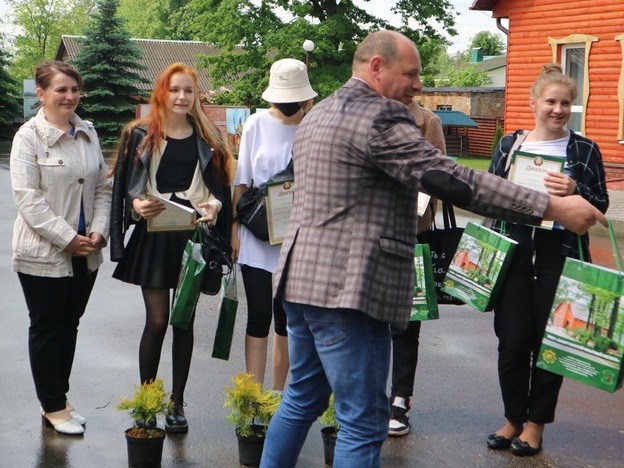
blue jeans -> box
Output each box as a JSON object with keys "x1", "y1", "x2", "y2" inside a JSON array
[{"x1": 260, "y1": 301, "x2": 391, "y2": 468}]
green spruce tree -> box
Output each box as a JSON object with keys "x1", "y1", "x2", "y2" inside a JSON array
[
  {"x1": 72, "y1": 0, "x2": 147, "y2": 146},
  {"x1": 0, "y1": 46, "x2": 22, "y2": 139}
]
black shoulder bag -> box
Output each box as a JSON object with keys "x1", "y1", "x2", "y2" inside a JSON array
[
  {"x1": 199, "y1": 225, "x2": 233, "y2": 295},
  {"x1": 236, "y1": 160, "x2": 294, "y2": 241}
]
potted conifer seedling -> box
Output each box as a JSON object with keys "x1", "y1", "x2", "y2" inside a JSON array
[
  {"x1": 117, "y1": 378, "x2": 173, "y2": 467},
  {"x1": 224, "y1": 373, "x2": 281, "y2": 467},
  {"x1": 319, "y1": 394, "x2": 339, "y2": 467}
]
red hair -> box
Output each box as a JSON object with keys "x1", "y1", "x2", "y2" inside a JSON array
[{"x1": 110, "y1": 63, "x2": 233, "y2": 184}]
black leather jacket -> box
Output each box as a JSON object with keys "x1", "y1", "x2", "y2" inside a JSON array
[{"x1": 109, "y1": 125, "x2": 232, "y2": 262}]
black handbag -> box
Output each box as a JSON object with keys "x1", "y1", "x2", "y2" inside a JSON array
[
  {"x1": 198, "y1": 225, "x2": 233, "y2": 295},
  {"x1": 236, "y1": 186, "x2": 269, "y2": 241},
  {"x1": 416, "y1": 202, "x2": 464, "y2": 305},
  {"x1": 236, "y1": 160, "x2": 294, "y2": 241}
]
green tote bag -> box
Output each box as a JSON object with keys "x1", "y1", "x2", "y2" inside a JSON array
[
  {"x1": 212, "y1": 270, "x2": 239, "y2": 360},
  {"x1": 170, "y1": 229, "x2": 206, "y2": 330}
]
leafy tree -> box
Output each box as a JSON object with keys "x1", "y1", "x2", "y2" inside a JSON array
[
  {"x1": 469, "y1": 31, "x2": 505, "y2": 57},
  {"x1": 72, "y1": 0, "x2": 148, "y2": 145},
  {"x1": 118, "y1": 0, "x2": 192, "y2": 39},
  {"x1": 418, "y1": 36, "x2": 450, "y2": 87},
  {"x1": 118, "y1": 0, "x2": 166, "y2": 39},
  {"x1": 169, "y1": 0, "x2": 458, "y2": 107},
  {"x1": 607, "y1": 298, "x2": 621, "y2": 339},
  {"x1": 0, "y1": 46, "x2": 22, "y2": 138},
  {"x1": 7, "y1": 0, "x2": 97, "y2": 79},
  {"x1": 446, "y1": 65, "x2": 490, "y2": 87}
]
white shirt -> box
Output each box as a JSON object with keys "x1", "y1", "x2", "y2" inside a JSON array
[{"x1": 234, "y1": 110, "x2": 299, "y2": 273}]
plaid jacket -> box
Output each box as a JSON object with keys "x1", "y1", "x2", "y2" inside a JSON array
[
  {"x1": 489, "y1": 130, "x2": 609, "y2": 259},
  {"x1": 274, "y1": 78, "x2": 551, "y2": 328}
]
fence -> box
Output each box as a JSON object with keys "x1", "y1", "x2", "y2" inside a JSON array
[{"x1": 445, "y1": 116, "x2": 504, "y2": 158}]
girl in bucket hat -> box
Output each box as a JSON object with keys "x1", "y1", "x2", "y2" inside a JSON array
[{"x1": 232, "y1": 58, "x2": 316, "y2": 392}]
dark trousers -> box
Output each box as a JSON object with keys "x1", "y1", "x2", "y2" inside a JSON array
[
  {"x1": 18, "y1": 257, "x2": 97, "y2": 413},
  {"x1": 390, "y1": 320, "x2": 422, "y2": 400},
  {"x1": 494, "y1": 226, "x2": 565, "y2": 424}
]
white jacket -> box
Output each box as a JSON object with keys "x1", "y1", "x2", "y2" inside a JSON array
[{"x1": 10, "y1": 108, "x2": 112, "y2": 277}]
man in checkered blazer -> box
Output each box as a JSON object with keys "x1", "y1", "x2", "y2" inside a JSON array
[{"x1": 261, "y1": 30, "x2": 605, "y2": 468}]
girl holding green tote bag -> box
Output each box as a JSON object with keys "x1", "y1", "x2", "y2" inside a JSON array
[
  {"x1": 109, "y1": 63, "x2": 234, "y2": 434},
  {"x1": 485, "y1": 64, "x2": 609, "y2": 456}
]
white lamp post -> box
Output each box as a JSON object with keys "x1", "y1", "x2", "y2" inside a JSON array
[{"x1": 303, "y1": 40, "x2": 315, "y2": 68}]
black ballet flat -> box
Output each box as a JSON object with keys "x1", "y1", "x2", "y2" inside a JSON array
[
  {"x1": 511, "y1": 437, "x2": 543, "y2": 456},
  {"x1": 486, "y1": 433, "x2": 513, "y2": 450},
  {"x1": 165, "y1": 402, "x2": 188, "y2": 434}
]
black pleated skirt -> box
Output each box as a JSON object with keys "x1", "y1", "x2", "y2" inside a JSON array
[{"x1": 112, "y1": 219, "x2": 194, "y2": 289}]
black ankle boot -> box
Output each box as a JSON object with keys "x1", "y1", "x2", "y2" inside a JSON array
[{"x1": 165, "y1": 401, "x2": 188, "y2": 434}]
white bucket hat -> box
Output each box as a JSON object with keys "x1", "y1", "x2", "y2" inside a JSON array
[{"x1": 261, "y1": 58, "x2": 317, "y2": 104}]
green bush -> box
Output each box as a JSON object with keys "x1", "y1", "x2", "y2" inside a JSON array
[
  {"x1": 117, "y1": 378, "x2": 172, "y2": 437},
  {"x1": 224, "y1": 373, "x2": 282, "y2": 437},
  {"x1": 492, "y1": 125, "x2": 504, "y2": 154},
  {"x1": 319, "y1": 394, "x2": 339, "y2": 431},
  {"x1": 593, "y1": 335, "x2": 617, "y2": 353},
  {"x1": 572, "y1": 329, "x2": 594, "y2": 345}
]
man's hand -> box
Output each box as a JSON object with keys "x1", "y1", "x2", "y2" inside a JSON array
[{"x1": 544, "y1": 195, "x2": 607, "y2": 234}]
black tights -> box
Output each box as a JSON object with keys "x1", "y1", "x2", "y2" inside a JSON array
[{"x1": 139, "y1": 287, "x2": 194, "y2": 403}]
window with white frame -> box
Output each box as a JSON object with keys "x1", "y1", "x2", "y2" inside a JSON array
[
  {"x1": 562, "y1": 45, "x2": 585, "y2": 133},
  {"x1": 548, "y1": 34, "x2": 597, "y2": 136}
]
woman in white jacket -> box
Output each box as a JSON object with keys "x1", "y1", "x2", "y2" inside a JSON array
[{"x1": 10, "y1": 61, "x2": 111, "y2": 435}]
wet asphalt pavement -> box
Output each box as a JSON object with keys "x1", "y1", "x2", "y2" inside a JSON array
[{"x1": 0, "y1": 160, "x2": 623, "y2": 467}]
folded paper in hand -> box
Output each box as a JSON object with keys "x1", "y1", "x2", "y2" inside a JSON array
[{"x1": 147, "y1": 195, "x2": 196, "y2": 232}]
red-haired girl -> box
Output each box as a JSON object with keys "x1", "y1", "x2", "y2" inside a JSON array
[{"x1": 109, "y1": 63, "x2": 233, "y2": 433}]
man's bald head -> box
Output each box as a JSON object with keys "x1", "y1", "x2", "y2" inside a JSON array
[
  {"x1": 351, "y1": 30, "x2": 422, "y2": 105},
  {"x1": 352, "y1": 30, "x2": 414, "y2": 74}
]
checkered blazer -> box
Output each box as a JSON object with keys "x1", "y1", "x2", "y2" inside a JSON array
[{"x1": 274, "y1": 78, "x2": 550, "y2": 328}]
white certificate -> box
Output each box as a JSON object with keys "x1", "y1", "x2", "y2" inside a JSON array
[
  {"x1": 417, "y1": 192, "x2": 431, "y2": 217},
  {"x1": 508, "y1": 150, "x2": 565, "y2": 230},
  {"x1": 265, "y1": 180, "x2": 295, "y2": 245},
  {"x1": 146, "y1": 195, "x2": 196, "y2": 232}
]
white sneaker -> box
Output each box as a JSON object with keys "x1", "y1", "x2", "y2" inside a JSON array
[{"x1": 388, "y1": 404, "x2": 410, "y2": 436}]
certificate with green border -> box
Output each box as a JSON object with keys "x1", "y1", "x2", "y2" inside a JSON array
[
  {"x1": 508, "y1": 150, "x2": 565, "y2": 230},
  {"x1": 265, "y1": 180, "x2": 295, "y2": 245}
]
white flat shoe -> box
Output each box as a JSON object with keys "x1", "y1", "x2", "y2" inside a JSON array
[
  {"x1": 69, "y1": 411, "x2": 86, "y2": 426},
  {"x1": 42, "y1": 414, "x2": 85, "y2": 435},
  {"x1": 40, "y1": 406, "x2": 86, "y2": 426}
]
